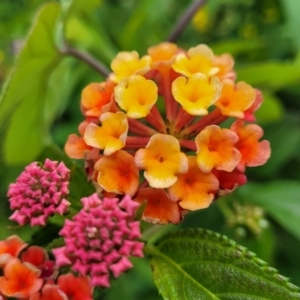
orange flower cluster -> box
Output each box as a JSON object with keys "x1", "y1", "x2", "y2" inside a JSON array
[
  {"x1": 65, "y1": 42, "x2": 270, "y2": 224},
  {"x1": 0, "y1": 235, "x2": 92, "y2": 300}
]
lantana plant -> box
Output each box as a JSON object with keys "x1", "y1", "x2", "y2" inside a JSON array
[{"x1": 1, "y1": 1, "x2": 300, "y2": 299}]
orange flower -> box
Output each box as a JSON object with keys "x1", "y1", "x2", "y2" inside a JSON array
[
  {"x1": 29, "y1": 284, "x2": 66, "y2": 300},
  {"x1": 57, "y1": 274, "x2": 93, "y2": 300},
  {"x1": 110, "y1": 51, "x2": 151, "y2": 83},
  {"x1": 168, "y1": 156, "x2": 219, "y2": 210},
  {"x1": 0, "y1": 235, "x2": 27, "y2": 268},
  {"x1": 84, "y1": 111, "x2": 128, "y2": 155},
  {"x1": 195, "y1": 125, "x2": 241, "y2": 172},
  {"x1": 114, "y1": 75, "x2": 158, "y2": 118},
  {"x1": 172, "y1": 74, "x2": 222, "y2": 116},
  {"x1": 231, "y1": 120, "x2": 271, "y2": 172},
  {"x1": 65, "y1": 134, "x2": 93, "y2": 159},
  {"x1": 135, "y1": 134, "x2": 188, "y2": 188},
  {"x1": 213, "y1": 53, "x2": 235, "y2": 81},
  {"x1": 215, "y1": 80, "x2": 255, "y2": 118},
  {"x1": 0, "y1": 258, "x2": 43, "y2": 298},
  {"x1": 172, "y1": 44, "x2": 219, "y2": 77},
  {"x1": 81, "y1": 81, "x2": 115, "y2": 118},
  {"x1": 134, "y1": 188, "x2": 180, "y2": 224},
  {"x1": 94, "y1": 150, "x2": 139, "y2": 196}
]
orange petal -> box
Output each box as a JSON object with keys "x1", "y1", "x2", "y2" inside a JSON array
[
  {"x1": 134, "y1": 188, "x2": 180, "y2": 224},
  {"x1": 172, "y1": 44, "x2": 219, "y2": 77},
  {"x1": 243, "y1": 89, "x2": 263, "y2": 122},
  {"x1": 114, "y1": 75, "x2": 158, "y2": 118},
  {"x1": 29, "y1": 284, "x2": 67, "y2": 300},
  {"x1": 215, "y1": 80, "x2": 256, "y2": 118},
  {"x1": 195, "y1": 125, "x2": 241, "y2": 172},
  {"x1": 81, "y1": 81, "x2": 115, "y2": 118},
  {"x1": 168, "y1": 156, "x2": 219, "y2": 210},
  {"x1": 57, "y1": 274, "x2": 93, "y2": 300},
  {"x1": 172, "y1": 74, "x2": 222, "y2": 116},
  {"x1": 84, "y1": 112, "x2": 128, "y2": 156},
  {"x1": 94, "y1": 150, "x2": 139, "y2": 196},
  {"x1": 0, "y1": 258, "x2": 43, "y2": 298},
  {"x1": 231, "y1": 120, "x2": 271, "y2": 172},
  {"x1": 0, "y1": 235, "x2": 27, "y2": 258},
  {"x1": 135, "y1": 134, "x2": 188, "y2": 188},
  {"x1": 213, "y1": 53, "x2": 236, "y2": 81},
  {"x1": 110, "y1": 51, "x2": 151, "y2": 83},
  {"x1": 65, "y1": 134, "x2": 93, "y2": 159}
]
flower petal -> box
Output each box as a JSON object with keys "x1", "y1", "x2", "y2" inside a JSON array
[
  {"x1": 215, "y1": 80, "x2": 255, "y2": 118},
  {"x1": 110, "y1": 51, "x2": 151, "y2": 83},
  {"x1": 168, "y1": 156, "x2": 219, "y2": 210},
  {"x1": 195, "y1": 125, "x2": 241, "y2": 172},
  {"x1": 115, "y1": 75, "x2": 158, "y2": 118},
  {"x1": 231, "y1": 120, "x2": 271, "y2": 172},
  {"x1": 172, "y1": 74, "x2": 222, "y2": 116},
  {"x1": 0, "y1": 258, "x2": 43, "y2": 298},
  {"x1": 135, "y1": 134, "x2": 188, "y2": 188},
  {"x1": 94, "y1": 150, "x2": 139, "y2": 196},
  {"x1": 172, "y1": 44, "x2": 219, "y2": 77},
  {"x1": 84, "y1": 112, "x2": 128, "y2": 156},
  {"x1": 134, "y1": 188, "x2": 181, "y2": 224}
]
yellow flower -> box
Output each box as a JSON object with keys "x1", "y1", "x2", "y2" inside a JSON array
[
  {"x1": 114, "y1": 75, "x2": 158, "y2": 119},
  {"x1": 135, "y1": 134, "x2": 188, "y2": 188},
  {"x1": 110, "y1": 51, "x2": 151, "y2": 83},
  {"x1": 172, "y1": 74, "x2": 222, "y2": 116},
  {"x1": 84, "y1": 112, "x2": 128, "y2": 156},
  {"x1": 172, "y1": 44, "x2": 219, "y2": 77}
]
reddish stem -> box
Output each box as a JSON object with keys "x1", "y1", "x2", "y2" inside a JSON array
[
  {"x1": 179, "y1": 139, "x2": 197, "y2": 151},
  {"x1": 174, "y1": 107, "x2": 195, "y2": 132},
  {"x1": 125, "y1": 136, "x2": 150, "y2": 149},
  {"x1": 145, "y1": 105, "x2": 166, "y2": 132},
  {"x1": 128, "y1": 119, "x2": 157, "y2": 136}
]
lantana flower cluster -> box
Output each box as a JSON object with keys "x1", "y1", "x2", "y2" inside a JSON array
[
  {"x1": 0, "y1": 235, "x2": 93, "y2": 300},
  {"x1": 52, "y1": 193, "x2": 144, "y2": 288},
  {"x1": 65, "y1": 42, "x2": 271, "y2": 224},
  {"x1": 7, "y1": 159, "x2": 71, "y2": 226}
]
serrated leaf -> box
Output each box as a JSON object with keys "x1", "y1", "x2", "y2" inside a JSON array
[
  {"x1": 146, "y1": 228, "x2": 300, "y2": 300},
  {"x1": 0, "y1": 3, "x2": 63, "y2": 164},
  {"x1": 237, "y1": 181, "x2": 300, "y2": 241}
]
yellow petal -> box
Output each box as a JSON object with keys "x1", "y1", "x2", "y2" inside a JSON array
[
  {"x1": 84, "y1": 112, "x2": 128, "y2": 155},
  {"x1": 114, "y1": 75, "x2": 158, "y2": 119},
  {"x1": 135, "y1": 134, "x2": 188, "y2": 188},
  {"x1": 110, "y1": 51, "x2": 151, "y2": 83},
  {"x1": 172, "y1": 74, "x2": 222, "y2": 116},
  {"x1": 172, "y1": 44, "x2": 219, "y2": 77}
]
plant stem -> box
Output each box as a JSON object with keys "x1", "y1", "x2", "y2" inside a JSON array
[
  {"x1": 168, "y1": 0, "x2": 208, "y2": 42},
  {"x1": 61, "y1": 46, "x2": 110, "y2": 78}
]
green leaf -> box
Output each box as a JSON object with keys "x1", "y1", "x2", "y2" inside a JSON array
[
  {"x1": 146, "y1": 228, "x2": 300, "y2": 300},
  {"x1": 0, "y1": 3, "x2": 63, "y2": 164},
  {"x1": 253, "y1": 118, "x2": 300, "y2": 177},
  {"x1": 280, "y1": 0, "x2": 300, "y2": 48},
  {"x1": 236, "y1": 57, "x2": 300, "y2": 90},
  {"x1": 237, "y1": 181, "x2": 300, "y2": 241}
]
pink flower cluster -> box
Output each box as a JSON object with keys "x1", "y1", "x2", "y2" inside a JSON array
[
  {"x1": 52, "y1": 193, "x2": 144, "y2": 287},
  {"x1": 7, "y1": 159, "x2": 71, "y2": 226}
]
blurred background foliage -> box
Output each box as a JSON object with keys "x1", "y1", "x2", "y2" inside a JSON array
[{"x1": 1, "y1": 0, "x2": 300, "y2": 298}]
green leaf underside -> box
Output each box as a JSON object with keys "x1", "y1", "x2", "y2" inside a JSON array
[
  {"x1": 146, "y1": 229, "x2": 300, "y2": 300},
  {"x1": 237, "y1": 181, "x2": 300, "y2": 241},
  {"x1": 0, "y1": 3, "x2": 62, "y2": 164}
]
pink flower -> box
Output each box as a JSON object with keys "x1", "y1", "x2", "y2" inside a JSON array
[
  {"x1": 7, "y1": 159, "x2": 71, "y2": 227},
  {"x1": 52, "y1": 193, "x2": 144, "y2": 287}
]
